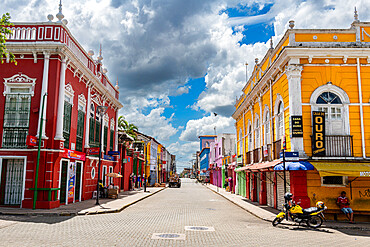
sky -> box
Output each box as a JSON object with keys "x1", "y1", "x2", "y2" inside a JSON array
[{"x1": 3, "y1": 0, "x2": 370, "y2": 172}]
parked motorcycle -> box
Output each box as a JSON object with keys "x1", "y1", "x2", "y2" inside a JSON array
[{"x1": 272, "y1": 192, "x2": 327, "y2": 228}]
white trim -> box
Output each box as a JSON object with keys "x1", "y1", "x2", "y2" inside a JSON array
[
  {"x1": 65, "y1": 83, "x2": 75, "y2": 105},
  {"x1": 3, "y1": 73, "x2": 36, "y2": 96},
  {"x1": 0, "y1": 156, "x2": 27, "y2": 208},
  {"x1": 356, "y1": 58, "x2": 366, "y2": 158},
  {"x1": 78, "y1": 94, "x2": 87, "y2": 112}
]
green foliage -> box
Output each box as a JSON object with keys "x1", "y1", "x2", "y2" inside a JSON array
[
  {"x1": 0, "y1": 13, "x2": 17, "y2": 65},
  {"x1": 118, "y1": 116, "x2": 138, "y2": 140}
]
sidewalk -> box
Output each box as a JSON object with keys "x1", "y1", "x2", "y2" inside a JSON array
[
  {"x1": 204, "y1": 183, "x2": 370, "y2": 231},
  {"x1": 0, "y1": 187, "x2": 165, "y2": 217}
]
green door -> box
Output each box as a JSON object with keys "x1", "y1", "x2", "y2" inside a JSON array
[{"x1": 60, "y1": 161, "x2": 68, "y2": 204}]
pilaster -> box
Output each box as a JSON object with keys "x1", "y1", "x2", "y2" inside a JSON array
[
  {"x1": 37, "y1": 51, "x2": 50, "y2": 139},
  {"x1": 55, "y1": 56, "x2": 67, "y2": 142}
]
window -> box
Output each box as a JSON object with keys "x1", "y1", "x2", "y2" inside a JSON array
[
  {"x1": 248, "y1": 125, "x2": 252, "y2": 152},
  {"x1": 239, "y1": 128, "x2": 242, "y2": 154},
  {"x1": 63, "y1": 101, "x2": 72, "y2": 149},
  {"x1": 110, "y1": 130, "x2": 114, "y2": 151},
  {"x1": 109, "y1": 166, "x2": 113, "y2": 185},
  {"x1": 322, "y1": 176, "x2": 346, "y2": 186},
  {"x1": 3, "y1": 95, "x2": 31, "y2": 148},
  {"x1": 89, "y1": 104, "x2": 101, "y2": 148},
  {"x1": 277, "y1": 102, "x2": 284, "y2": 139},
  {"x1": 104, "y1": 126, "x2": 108, "y2": 152},
  {"x1": 255, "y1": 116, "x2": 260, "y2": 148},
  {"x1": 316, "y1": 92, "x2": 344, "y2": 135},
  {"x1": 264, "y1": 109, "x2": 271, "y2": 145},
  {"x1": 76, "y1": 110, "x2": 85, "y2": 152}
]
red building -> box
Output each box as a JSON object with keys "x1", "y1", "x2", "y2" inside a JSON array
[{"x1": 0, "y1": 12, "x2": 122, "y2": 209}]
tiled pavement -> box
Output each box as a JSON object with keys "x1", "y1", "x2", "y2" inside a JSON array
[
  {"x1": 0, "y1": 187, "x2": 165, "y2": 216},
  {"x1": 204, "y1": 183, "x2": 370, "y2": 231},
  {"x1": 0, "y1": 179, "x2": 368, "y2": 247}
]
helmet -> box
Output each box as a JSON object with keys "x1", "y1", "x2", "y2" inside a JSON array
[
  {"x1": 316, "y1": 201, "x2": 325, "y2": 209},
  {"x1": 284, "y1": 192, "x2": 293, "y2": 201}
]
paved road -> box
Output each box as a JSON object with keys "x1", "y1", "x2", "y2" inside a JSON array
[{"x1": 0, "y1": 178, "x2": 368, "y2": 246}]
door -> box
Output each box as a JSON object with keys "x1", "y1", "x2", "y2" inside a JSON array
[
  {"x1": 60, "y1": 160, "x2": 68, "y2": 204},
  {"x1": 256, "y1": 172, "x2": 260, "y2": 203},
  {"x1": 266, "y1": 172, "x2": 274, "y2": 207},
  {"x1": 102, "y1": 166, "x2": 107, "y2": 186},
  {"x1": 0, "y1": 159, "x2": 24, "y2": 205},
  {"x1": 74, "y1": 161, "x2": 82, "y2": 202},
  {"x1": 276, "y1": 171, "x2": 290, "y2": 210}
]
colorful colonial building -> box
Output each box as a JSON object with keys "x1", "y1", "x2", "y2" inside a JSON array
[
  {"x1": 233, "y1": 13, "x2": 370, "y2": 220},
  {"x1": 0, "y1": 8, "x2": 122, "y2": 208}
]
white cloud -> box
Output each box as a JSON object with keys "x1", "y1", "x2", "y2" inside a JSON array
[{"x1": 179, "y1": 114, "x2": 234, "y2": 142}]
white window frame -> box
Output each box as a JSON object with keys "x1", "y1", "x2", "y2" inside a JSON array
[
  {"x1": 247, "y1": 121, "x2": 253, "y2": 152},
  {"x1": 310, "y1": 84, "x2": 350, "y2": 135},
  {"x1": 254, "y1": 114, "x2": 260, "y2": 148},
  {"x1": 321, "y1": 176, "x2": 348, "y2": 187},
  {"x1": 263, "y1": 106, "x2": 271, "y2": 145}
]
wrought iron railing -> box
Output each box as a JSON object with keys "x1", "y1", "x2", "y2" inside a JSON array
[
  {"x1": 2, "y1": 128, "x2": 28, "y2": 148},
  {"x1": 311, "y1": 135, "x2": 353, "y2": 157}
]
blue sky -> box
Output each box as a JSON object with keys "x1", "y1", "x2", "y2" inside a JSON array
[{"x1": 4, "y1": 0, "x2": 370, "y2": 171}]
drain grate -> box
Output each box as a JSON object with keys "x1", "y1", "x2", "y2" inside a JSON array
[
  {"x1": 185, "y1": 226, "x2": 215, "y2": 232},
  {"x1": 151, "y1": 233, "x2": 186, "y2": 240}
]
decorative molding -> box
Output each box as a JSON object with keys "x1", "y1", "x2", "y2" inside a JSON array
[
  {"x1": 65, "y1": 83, "x2": 74, "y2": 104},
  {"x1": 91, "y1": 92, "x2": 103, "y2": 106},
  {"x1": 3, "y1": 73, "x2": 36, "y2": 96},
  {"x1": 285, "y1": 65, "x2": 303, "y2": 79},
  {"x1": 78, "y1": 94, "x2": 87, "y2": 112},
  {"x1": 110, "y1": 118, "x2": 115, "y2": 130}
]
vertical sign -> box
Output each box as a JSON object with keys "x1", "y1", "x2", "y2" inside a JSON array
[
  {"x1": 290, "y1": 116, "x2": 303, "y2": 137},
  {"x1": 68, "y1": 162, "x2": 76, "y2": 199},
  {"x1": 312, "y1": 111, "x2": 326, "y2": 156}
]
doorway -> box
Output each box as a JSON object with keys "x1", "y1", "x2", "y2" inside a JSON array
[
  {"x1": 60, "y1": 160, "x2": 68, "y2": 204},
  {"x1": 75, "y1": 161, "x2": 83, "y2": 202},
  {"x1": 0, "y1": 159, "x2": 25, "y2": 206}
]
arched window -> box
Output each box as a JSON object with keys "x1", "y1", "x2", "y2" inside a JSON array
[
  {"x1": 263, "y1": 107, "x2": 271, "y2": 145},
  {"x1": 239, "y1": 128, "x2": 242, "y2": 155},
  {"x1": 276, "y1": 102, "x2": 284, "y2": 139},
  {"x1": 248, "y1": 122, "x2": 253, "y2": 151},
  {"x1": 255, "y1": 115, "x2": 260, "y2": 148},
  {"x1": 316, "y1": 92, "x2": 343, "y2": 134}
]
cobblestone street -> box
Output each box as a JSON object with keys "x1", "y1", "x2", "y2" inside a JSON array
[{"x1": 0, "y1": 179, "x2": 369, "y2": 247}]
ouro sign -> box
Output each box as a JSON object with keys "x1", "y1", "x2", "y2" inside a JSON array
[{"x1": 312, "y1": 111, "x2": 325, "y2": 156}]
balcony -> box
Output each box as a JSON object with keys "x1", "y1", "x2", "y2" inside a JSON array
[
  {"x1": 273, "y1": 140, "x2": 282, "y2": 160},
  {"x1": 311, "y1": 135, "x2": 353, "y2": 157},
  {"x1": 245, "y1": 151, "x2": 252, "y2": 164},
  {"x1": 253, "y1": 148, "x2": 261, "y2": 163}
]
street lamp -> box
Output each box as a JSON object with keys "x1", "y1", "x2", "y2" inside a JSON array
[{"x1": 96, "y1": 105, "x2": 108, "y2": 205}]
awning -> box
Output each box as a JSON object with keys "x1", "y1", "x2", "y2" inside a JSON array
[
  {"x1": 274, "y1": 161, "x2": 314, "y2": 171},
  {"x1": 234, "y1": 160, "x2": 281, "y2": 172},
  {"x1": 311, "y1": 162, "x2": 370, "y2": 177},
  {"x1": 234, "y1": 166, "x2": 249, "y2": 172},
  {"x1": 249, "y1": 160, "x2": 281, "y2": 171}
]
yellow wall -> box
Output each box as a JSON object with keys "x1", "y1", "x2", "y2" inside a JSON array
[
  {"x1": 307, "y1": 171, "x2": 370, "y2": 211},
  {"x1": 295, "y1": 33, "x2": 356, "y2": 42}
]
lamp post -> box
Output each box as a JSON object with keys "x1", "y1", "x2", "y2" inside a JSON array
[{"x1": 96, "y1": 105, "x2": 108, "y2": 205}]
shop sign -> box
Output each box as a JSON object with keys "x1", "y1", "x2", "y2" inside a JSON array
[
  {"x1": 68, "y1": 162, "x2": 76, "y2": 199},
  {"x1": 86, "y1": 147, "x2": 100, "y2": 156},
  {"x1": 280, "y1": 151, "x2": 299, "y2": 161},
  {"x1": 122, "y1": 158, "x2": 128, "y2": 163},
  {"x1": 108, "y1": 151, "x2": 120, "y2": 156},
  {"x1": 290, "y1": 115, "x2": 303, "y2": 138},
  {"x1": 103, "y1": 155, "x2": 115, "y2": 161},
  {"x1": 26, "y1": 135, "x2": 37, "y2": 146},
  {"x1": 63, "y1": 149, "x2": 86, "y2": 161},
  {"x1": 312, "y1": 111, "x2": 326, "y2": 156},
  {"x1": 162, "y1": 161, "x2": 167, "y2": 164},
  {"x1": 281, "y1": 135, "x2": 286, "y2": 150},
  {"x1": 263, "y1": 145, "x2": 268, "y2": 157}
]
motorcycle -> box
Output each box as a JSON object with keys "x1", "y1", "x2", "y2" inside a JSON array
[{"x1": 272, "y1": 193, "x2": 327, "y2": 228}]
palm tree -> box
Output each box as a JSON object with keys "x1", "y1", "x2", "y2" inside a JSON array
[{"x1": 118, "y1": 116, "x2": 138, "y2": 140}]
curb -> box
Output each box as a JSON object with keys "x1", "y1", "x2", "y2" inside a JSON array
[
  {"x1": 203, "y1": 184, "x2": 370, "y2": 231},
  {"x1": 0, "y1": 187, "x2": 166, "y2": 217}
]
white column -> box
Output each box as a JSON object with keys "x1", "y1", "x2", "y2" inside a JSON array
[
  {"x1": 115, "y1": 109, "x2": 118, "y2": 151},
  {"x1": 286, "y1": 63, "x2": 307, "y2": 157},
  {"x1": 37, "y1": 51, "x2": 50, "y2": 139},
  {"x1": 101, "y1": 101, "x2": 106, "y2": 151},
  {"x1": 356, "y1": 58, "x2": 366, "y2": 158},
  {"x1": 55, "y1": 56, "x2": 67, "y2": 140},
  {"x1": 84, "y1": 86, "x2": 91, "y2": 148}
]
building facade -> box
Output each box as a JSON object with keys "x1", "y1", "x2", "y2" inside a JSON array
[
  {"x1": 233, "y1": 15, "x2": 370, "y2": 216},
  {"x1": 0, "y1": 14, "x2": 122, "y2": 208}
]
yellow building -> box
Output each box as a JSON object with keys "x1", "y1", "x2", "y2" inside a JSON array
[{"x1": 233, "y1": 12, "x2": 370, "y2": 220}]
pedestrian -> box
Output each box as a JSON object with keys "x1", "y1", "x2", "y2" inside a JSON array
[
  {"x1": 133, "y1": 174, "x2": 136, "y2": 189},
  {"x1": 148, "y1": 174, "x2": 151, "y2": 186},
  {"x1": 143, "y1": 173, "x2": 147, "y2": 192},
  {"x1": 137, "y1": 174, "x2": 141, "y2": 188},
  {"x1": 336, "y1": 191, "x2": 354, "y2": 223}
]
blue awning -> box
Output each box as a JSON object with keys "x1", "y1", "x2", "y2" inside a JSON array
[{"x1": 274, "y1": 161, "x2": 314, "y2": 171}]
